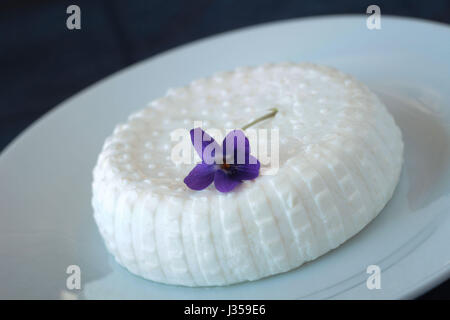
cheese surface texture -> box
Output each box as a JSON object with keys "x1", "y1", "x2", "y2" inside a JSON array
[{"x1": 92, "y1": 63, "x2": 403, "y2": 286}]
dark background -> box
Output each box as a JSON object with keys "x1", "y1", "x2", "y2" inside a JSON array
[{"x1": 1, "y1": 0, "x2": 449, "y2": 299}]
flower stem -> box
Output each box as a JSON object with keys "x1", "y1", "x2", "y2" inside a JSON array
[{"x1": 241, "y1": 108, "x2": 278, "y2": 130}]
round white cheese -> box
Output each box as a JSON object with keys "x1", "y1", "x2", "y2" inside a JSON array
[{"x1": 92, "y1": 62, "x2": 403, "y2": 286}]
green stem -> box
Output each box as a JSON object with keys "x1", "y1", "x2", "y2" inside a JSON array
[{"x1": 241, "y1": 108, "x2": 278, "y2": 130}]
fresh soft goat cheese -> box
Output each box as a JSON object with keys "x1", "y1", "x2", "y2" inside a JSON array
[{"x1": 92, "y1": 62, "x2": 403, "y2": 286}]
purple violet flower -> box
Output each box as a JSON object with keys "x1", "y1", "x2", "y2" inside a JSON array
[{"x1": 184, "y1": 128, "x2": 260, "y2": 192}]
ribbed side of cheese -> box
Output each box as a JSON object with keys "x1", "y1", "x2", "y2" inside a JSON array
[{"x1": 92, "y1": 63, "x2": 403, "y2": 286}]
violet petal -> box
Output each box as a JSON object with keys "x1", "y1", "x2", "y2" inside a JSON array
[
  {"x1": 184, "y1": 163, "x2": 216, "y2": 190},
  {"x1": 222, "y1": 130, "x2": 250, "y2": 165},
  {"x1": 214, "y1": 170, "x2": 242, "y2": 192},
  {"x1": 231, "y1": 156, "x2": 260, "y2": 180},
  {"x1": 190, "y1": 128, "x2": 220, "y2": 164}
]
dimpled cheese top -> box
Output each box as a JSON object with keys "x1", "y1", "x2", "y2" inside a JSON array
[{"x1": 92, "y1": 62, "x2": 403, "y2": 287}]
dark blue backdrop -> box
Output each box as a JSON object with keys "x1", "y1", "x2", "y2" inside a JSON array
[{"x1": 1, "y1": 0, "x2": 449, "y2": 299}]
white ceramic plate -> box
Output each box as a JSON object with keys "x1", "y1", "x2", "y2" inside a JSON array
[{"x1": 1, "y1": 15, "x2": 449, "y2": 299}]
